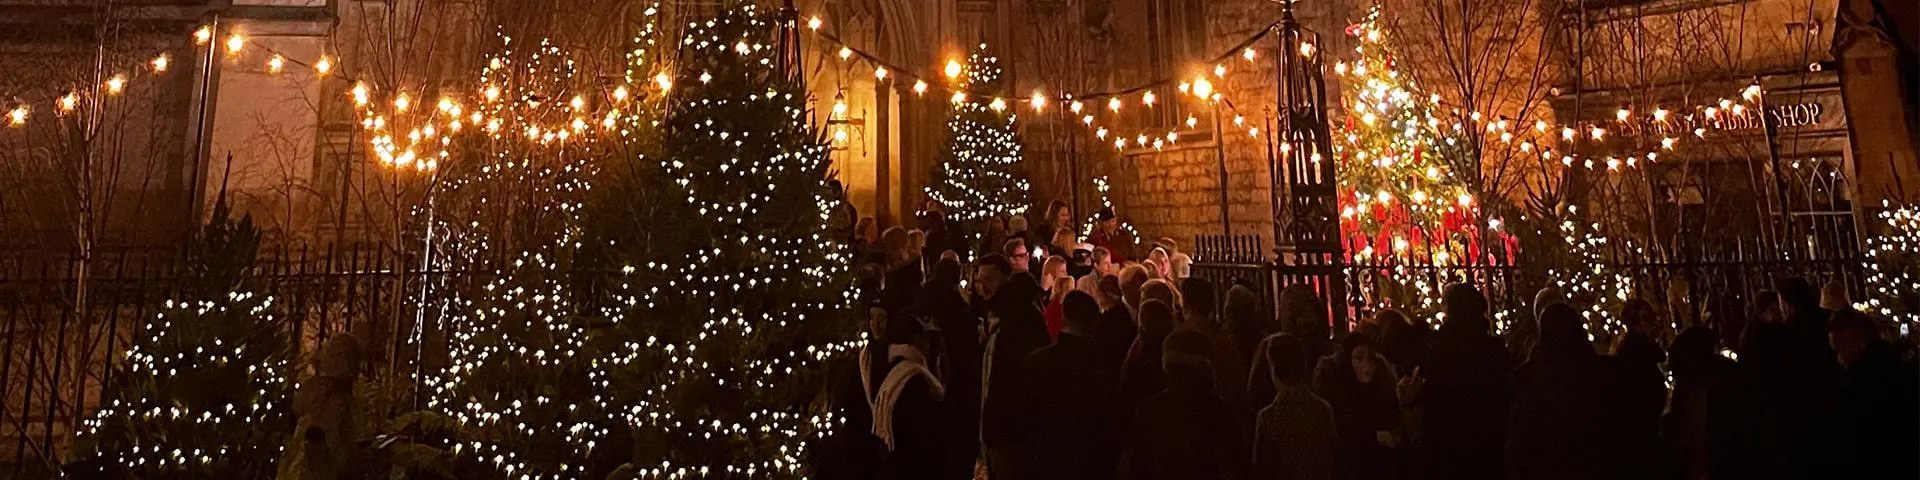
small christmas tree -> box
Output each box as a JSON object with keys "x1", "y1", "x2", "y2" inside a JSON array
[
  {"x1": 1546, "y1": 205, "x2": 1632, "y2": 338},
  {"x1": 68, "y1": 198, "x2": 292, "y2": 479},
  {"x1": 599, "y1": 6, "x2": 863, "y2": 477},
  {"x1": 1331, "y1": 9, "x2": 1484, "y2": 265},
  {"x1": 927, "y1": 45, "x2": 1030, "y2": 230},
  {"x1": 1858, "y1": 203, "x2": 1920, "y2": 335}
]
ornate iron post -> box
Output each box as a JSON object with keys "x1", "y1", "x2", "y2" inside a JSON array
[
  {"x1": 775, "y1": 0, "x2": 804, "y2": 89},
  {"x1": 1269, "y1": 0, "x2": 1350, "y2": 330}
]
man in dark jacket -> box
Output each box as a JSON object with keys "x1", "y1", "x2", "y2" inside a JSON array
[
  {"x1": 981, "y1": 266, "x2": 1050, "y2": 479},
  {"x1": 1666, "y1": 327, "x2": 1781, "y2": 480},
  {"x1": 1507, "y1": 304, "x2": 1608, "y2": 480},
  {"x1": 1014, "y1": 292, "x2": 1118, "y2": 480},
  {"x1": 917, "y1": 257, "x2": 982, "y2": 480},
  {"x1": 1119, "y1": 330, "x2": 1244, "y2": 480},
  {"x1": 1821, "y1": 310, "x2": 1919, "y2": 479},
  {"x1": 1412, "y1": 283, "x2": 1513, "y2": 480},
  {"x1": 1748, "y1": 278, "x2": 1840, "y2": 479},
  {"x1": 1607, "y1": 299, "x2": 1668, "y2": 480}
]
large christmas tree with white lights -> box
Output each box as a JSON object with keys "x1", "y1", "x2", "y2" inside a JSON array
[
  {"x1": 422, "y1": 22, "x2": 650, "y2": 479},
  {"x1": 603, "y1": 6, "x2": 862, "y2": 476},
  {"x1": 927, "y1": 46, "x2": 1030, "y2": 228},
  {"x1": 1332, "y1": 9, "x2": 1484, "y2": 264}
]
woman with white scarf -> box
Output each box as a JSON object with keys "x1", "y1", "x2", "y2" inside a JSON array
[{"x1": 861, "y1": 312, "x2": 947, "y2": 479}]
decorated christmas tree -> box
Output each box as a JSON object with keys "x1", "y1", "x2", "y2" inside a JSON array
[
  {"x1": 421, "y1": 19, "x2": 659, "y2": 479},
  {"x1": 926, "y1": 45, "x2": 1030, "y2": 229},
  {"x1": 598, "y1": 6, "x2": 863, "y2": 476},
  {"x1": 67, "y1": 198, "x2": 293, "y2": 479},
  {"x1": 1331, "y1": 9, "x2": 1484, "y2": 265},
  {"x1": 1857, "y1": 203, "x2": 1920, "y2": 336}
]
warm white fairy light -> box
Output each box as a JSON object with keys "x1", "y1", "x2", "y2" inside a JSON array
[
  {"x1": 151, "y1": 54, "x2": 171, "y2": 72},
  {"x1": 105, "y1": 74, "x2": 127, "y2": 95}
]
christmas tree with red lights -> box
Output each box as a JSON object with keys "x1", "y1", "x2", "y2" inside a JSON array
[{"x1": 1331, "y1": 9, "x2": 1487, "y2": 265}]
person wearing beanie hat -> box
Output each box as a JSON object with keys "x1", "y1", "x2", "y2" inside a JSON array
[{"x1": 1089, "y1": 206, "x2": 1127, "y2": 262}]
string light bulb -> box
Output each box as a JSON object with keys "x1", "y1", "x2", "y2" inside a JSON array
[
  {"x1": 351, "y1": 82, "x2": 369, "y2": 105},
  {"x1": 58, "y1": 92, "x2": 78, "y2": 113},
  {"x1": 612, "y1": 85, "x2": 630, "y2": 102},
  {"x1": 1029, "y1": 92, "x2": 1046, "y2": 110},
  {"x1": 194, "y1": 26, "x2": 213, "y2": 45},
  {"x1": 807, "y1": 16, "x2": 823, "y2": 30},
  {"x1": 1069, "y1": 101, "x2": 1083, "y2": 113},
  {"x1": 105, "y1": 74, "x2": 126, "y2": 95},
  {"x1": 1243, "y1": 48, "x2": 1257, "y2": 61},
  {"x1": 225, "y1": 33, "x2": 244, "y2": 54},
  {"x1": 314, "y1": 56, "x2": 332, "y2": 75},
  {"x1": 989, "y1": 97, "x2": 1007, "y2": 111},
  {"x1": 150, "y1": 54, "x2": 171, "y2": 73},
  {"x1": 394, "y1": 93, "x2": 411, "y2": 112},
  {"x1": 912, "y1": 80, "x2": 928, "y2": 95},
  {"x1": 872, "y1": 66, "x2": 887, "y2": 80},
  {"x1": 267, "y1": 54, "x2": 285, "y2": 74},
  {"x1": 943, "y1": 60, "x2": 963, "y2": 79},
  {"x1": 654, "y1": 72, "x2": 673, "y2": 91},
  {"x1": 1108, "y1": 97, "x2": 1122, "y2": 111},
  {"x1": 1142, "y1": 90, "x2": 1156, "y2": 106},
  {"x1": 1192, "y1": 78, "x2": 1214, "y2": 99},
  {"x1": 7, "y1": 105, "x2": 28, "y2": 126},
  {"x1": 837, "y1": 47, "x2": 852, "y2": 60}
]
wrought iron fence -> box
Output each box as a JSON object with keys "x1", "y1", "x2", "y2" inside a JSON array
[
  {"x1": 0, "y1": 245, "x2": 440, "y2": 476},
  {"x1": 1192, "y1": 233, "x2": 1868, "y2": 336}
]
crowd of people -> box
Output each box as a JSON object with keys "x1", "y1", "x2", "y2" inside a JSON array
[{"x1": 817, "y1": 200, "x2": 1919, "y2": 480}]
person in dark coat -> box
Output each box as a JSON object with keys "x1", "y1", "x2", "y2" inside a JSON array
[
  {"x1": 1253, "y1": 333, "x2": 1337, "y2": 480},
  {"x1": 1820, "y1": 309, "x2": 1918, "y2": 480},
  {"x1": 878, "y1": 227, "x2": 922, "y2": 316},
  {"x1": 1117, "y1": 297, "x2": 1176, "y2": 411},
  {"x1": 1506, "y1": 304, "x2": 1608, "y2": 480},
  {"x1": 1100, "y1": 298, "x2": 1176, "y2": 480},
  {"x1": 1095, "y1": 274, "x2": 1138, "y2": 376},
  {"x1": 1118, "y1": 330, "x2": 1244, "y2": 480},
  {"x1": 1607, "y1": 298, "x2": 1668, "y2": 480},
  {"x1": 916, "y1": 257, "x2": 982, "y2": 480},
  {"x1": 817, "y1": 307, "x2": 890, "y2": 480},
  {"x1": 1665, "y1": 326, "x2": 1781, "y2": 480},
  {"x1": 1368, "y1": 309, "x2": 1427, "y2": 372},
  {"x1": 1016, "y1": 292, "x2": 1119, "y2": 480},
  {"x1": 1251, "y1": 284, "x2": 1330, "y2": 406},
  {"x1": 1314, "y1": 334, "x2": 1403, "y2": 480},
  {"x1": 1410, "y1": 283, "x2": 1513, "y2": 480},
  {"x1": 980, "y1": 259, "x2": 1050, "y2": 479},
  {"x1": 1746, "y1": 278, "x2": 1840, "y2": 479},
  {"x1": 870, "y1": 313, "x2": 947, "y2": 480}
]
